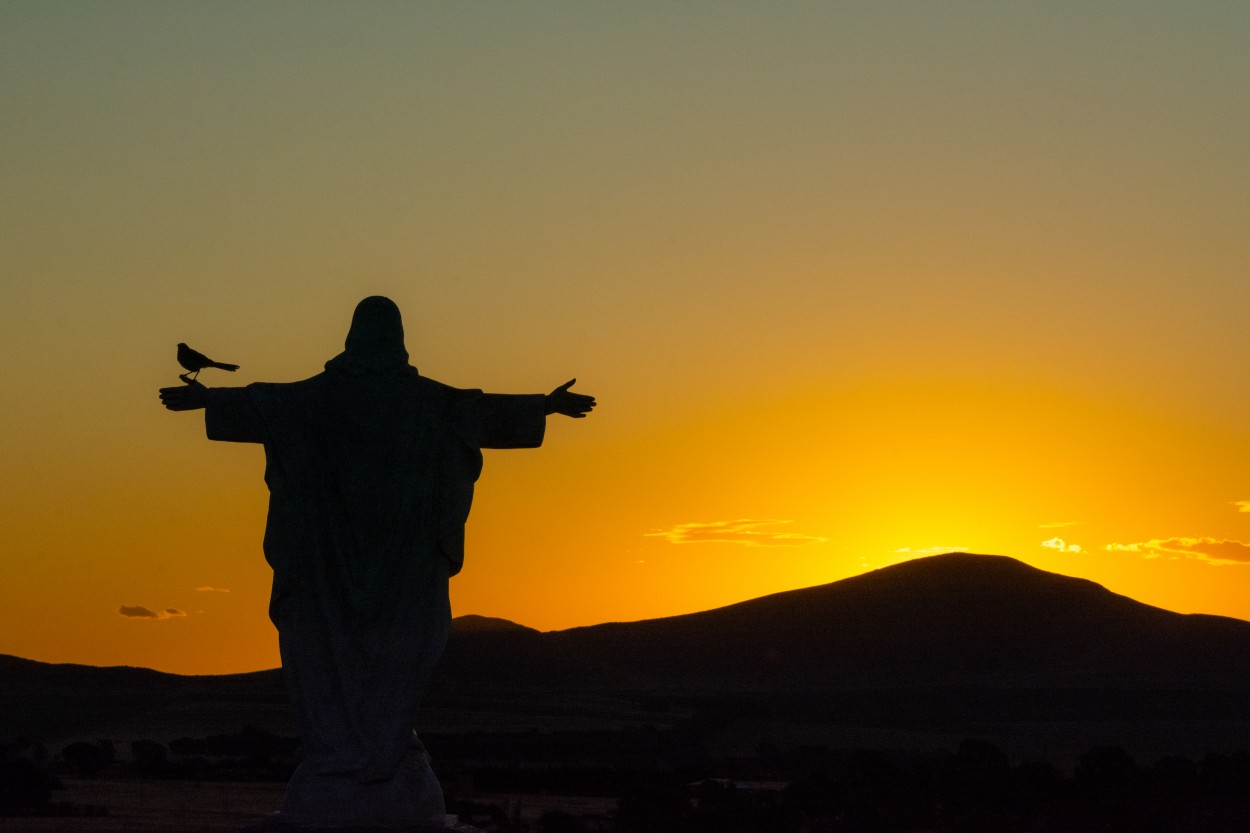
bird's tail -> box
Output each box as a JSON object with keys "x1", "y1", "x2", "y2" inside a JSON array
[{"x1": 210, "y1": 362, "x2": 240, "y2": 371}]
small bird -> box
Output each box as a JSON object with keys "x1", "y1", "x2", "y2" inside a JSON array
[{"x1": 177, "y1": 342, "x2": 239, "y2": 380}]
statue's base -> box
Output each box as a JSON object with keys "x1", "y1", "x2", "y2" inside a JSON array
[
  {"x1": 260, "y1": 746, "x2": 450, "y2": 831},
  {"x1": 237, "y1": 813, "x2": 483, "y2": 833}
]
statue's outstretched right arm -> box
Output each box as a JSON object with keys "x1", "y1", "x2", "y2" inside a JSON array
[{"x1": 159, "y1": 379, "x2": 265, "y2": 444}]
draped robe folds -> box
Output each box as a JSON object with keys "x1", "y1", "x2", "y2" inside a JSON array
[{"x1": 204, "y1": 371, "x2": 544, "y2": 823}]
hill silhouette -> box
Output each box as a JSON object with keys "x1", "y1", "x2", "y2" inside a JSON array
[
  {"x1": 6, "y1": 554, "x2": 1250, "y2": 743},
  {"x1": 437, "y1": 552, "x2": 1250, "y2": 691}
]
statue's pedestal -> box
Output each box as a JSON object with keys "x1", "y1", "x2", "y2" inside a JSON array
[{"x1": 237, "y1": 747, "x2": 474, "y2": 833}]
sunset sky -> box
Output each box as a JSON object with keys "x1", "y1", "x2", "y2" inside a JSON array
[{"x1": 3, "y1": 2, "x2": 1250, "y2": 675}]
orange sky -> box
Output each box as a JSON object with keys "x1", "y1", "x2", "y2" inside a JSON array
[{"x1": 2, "y1": 3, "x2": 1250, "y2": 675}]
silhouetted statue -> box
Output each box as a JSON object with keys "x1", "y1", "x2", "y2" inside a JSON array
[{"x1": 159, "y1": 297, "x2": 595, "y2": 830}]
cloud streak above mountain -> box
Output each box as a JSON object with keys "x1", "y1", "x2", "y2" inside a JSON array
[
  {"x1": 1042, "y1": 537, "x2": 1083, "y2": 553},
  {"x1": 118, "y1": 606, "x2": 188, "y2": 620},
  {"x1": 1105, "y1": 538, "x2": 1250, "y2": 565},
  {"x1": 648, "y1": 519, "x2": 827, "y2": 547}
]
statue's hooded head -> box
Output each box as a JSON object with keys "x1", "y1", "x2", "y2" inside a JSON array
[{"x1": 325, "y1": 296, "x2": 418, "y2": 376}]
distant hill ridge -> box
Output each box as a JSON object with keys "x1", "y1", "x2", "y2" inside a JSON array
[{"x1": 440, "y1": 552, "x2": 1250, "y2": 691}]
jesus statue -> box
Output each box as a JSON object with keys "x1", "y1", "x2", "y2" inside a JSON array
[{"x1": 159, "y1": 296, "x2": 595, "y2": 830}]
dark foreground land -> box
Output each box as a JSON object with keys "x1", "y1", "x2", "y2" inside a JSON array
[
  {"x1": 0, "y1": 777, "x2": 282, "y2": 832},
  {"x1": 7, "y1": 702, "x2": 1250, "y2": 832},
  {"x1": 0, "y1": 774, "x2": 613, "y2": 833}
]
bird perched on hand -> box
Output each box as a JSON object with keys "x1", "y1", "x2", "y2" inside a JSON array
[{"x1": 177, "y1": 342, "x2": 239, "y2": 380}]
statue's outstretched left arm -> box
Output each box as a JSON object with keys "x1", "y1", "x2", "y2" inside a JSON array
[
  {"x1": 452, "y1": 379, "x2": 597, "y2": 449},
  {"x1": 545, "y1": 379, "x2": 596, "y2": 419}
]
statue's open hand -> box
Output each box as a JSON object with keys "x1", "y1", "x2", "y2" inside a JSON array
[
  {"x1": 159, "y1": 377, "x2": 209, "y2": 411},
  {"x1": 545, "y1": 379, "x2": 596, "y2": 418}
]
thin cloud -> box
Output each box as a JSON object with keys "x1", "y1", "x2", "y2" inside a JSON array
[
  {"x1": 892, "y1": 546, "x2": 968, "y2": 555},
  {"x1": 1234, "y1": 501, "x2": 1250, "y2": 513},
  {"x1": 1039, "y1": 521, "x2": 1080, "y2": 529},
  {"x1": 1105, "y1": 537, "x2": 1250, "y2": 565},
  {"x1": 118, "y1": 605, "x2": 187, "y2": 620},
  {"x1": 648, "y1": 519, "x2": 827, "y2": 547},
  {"x1": 1041, "y1": 537, "x2": 1083, "y2": 554},
  {"x1": 195, "y1": 586, "x2": 231, "y2": 593}
]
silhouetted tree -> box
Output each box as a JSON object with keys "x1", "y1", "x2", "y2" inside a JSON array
[
  {"x1": 169, "y1": 736, "x2": 208, "y2": 757},
  {"x1": 96, "y1": 739, "x2": 116, "y2": 765},
  {"x1": 841, "y1": 748, "x2": 933, "y2": 832},
  {"x1": 935, "y1": 738, "x2": 1013, "y2": 831},
  {"x1": 129, "y1": 739, "x2": 168, "y2": 775},
  {"x1": 1008, "y1": 759, "x2": 1063, "y2": 824},
  {"x1": 1197, "y1": 752, "x2": 1250, "y2": 830},
  {"x1": 0, "y1": 758, "x2": 56, "y2": 815},
  {"x1": 1071, "y1": 745, "x2": 1148, "y2": 832},
  {"x1": 61, "y1": 742, "x2": 109, "y2": 776},
  {"x1": 9, "y1": 739, "x2": 48, "y2": 766},
  {"x1": 1141, "y1": 754, "x2": 1202, "y2": 832}
]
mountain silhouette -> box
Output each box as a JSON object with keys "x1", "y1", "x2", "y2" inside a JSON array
[
  {"x1": 6, "y1": 554, "x2": 1250, "y2": 743},
  {"x1": 449, "y1": 614, "x2": 540, "y2": 635},
  {"x1": 436, "y1": 552, "x2": 1250, "y2": 691}
]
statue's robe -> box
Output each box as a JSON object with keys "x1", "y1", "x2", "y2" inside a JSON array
[{"x1": 204, "y1": 372, "x2": 544, "y2": 823}]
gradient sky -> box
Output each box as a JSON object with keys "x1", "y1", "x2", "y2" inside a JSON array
[{"x1": 3, "y1": 2, "x2": 1250, "y2": 675}]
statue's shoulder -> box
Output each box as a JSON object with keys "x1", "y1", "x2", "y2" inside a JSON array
[
  {"x1": 250, "y1": 375, "x2": 323, "y2": 393},
  {"x1": 254, "y1": 373, "x2": 479, "y2": 408},
  {"x1": 242, "y1": 375, "x2": 333, "y2": 410},
  {"x1": 410, "y1": 374, "x2": 482, "y2": 401}
]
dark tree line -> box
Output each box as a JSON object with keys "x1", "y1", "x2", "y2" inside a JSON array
[
  {"x1": 2, "y1": 725, "x2": 298, "y2": 818},
  {"x1": 442, "y1": 739, "x2": 1250, "y2": 833},
  {"x1": 0, "y1": 738, "x2": 105, "y2": 818},
  {"x1": 8, "y1": 727, "x2": 1250, "y2": 830}
]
